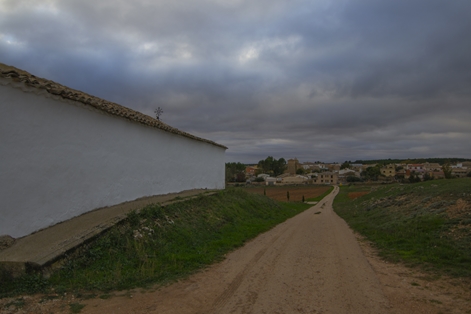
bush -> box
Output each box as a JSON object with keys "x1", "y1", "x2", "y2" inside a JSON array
[{"x1": 346, "y1": 176, "x2": 362, "y2": 182}]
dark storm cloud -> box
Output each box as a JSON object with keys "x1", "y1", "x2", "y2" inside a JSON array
[{"x1": 1, "y1": 0, "x2": 470, "y2": 163}]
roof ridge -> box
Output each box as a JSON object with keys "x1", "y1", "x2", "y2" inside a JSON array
[{"x1": 0, "y1": 62, "x2": 227, "y2": 150}]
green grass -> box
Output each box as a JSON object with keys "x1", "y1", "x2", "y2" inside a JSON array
[
  {"x1": 306, "y1": 186, "x2": 334, "y2": 202},
  {"x1": 1, "y1": 189, "x2": 311, "y2": 298},
  {"x1": 333, "y1": 178, "x2": 471, "y2": 278}
]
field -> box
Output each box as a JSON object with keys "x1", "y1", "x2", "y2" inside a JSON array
[
  {"x1": 245, "y1": 185, "x2": 332, "y2": 202},
  {"x1": 334, "y1": 178, "x2": 471, "y2": 278}
]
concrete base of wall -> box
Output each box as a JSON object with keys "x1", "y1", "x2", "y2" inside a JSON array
[{"x1": 0, "y1": 189, "x2": 217, "y2": 278}]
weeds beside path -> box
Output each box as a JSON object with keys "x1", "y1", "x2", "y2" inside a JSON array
[{"x1": 1, "y1": 189, "x2": 311, "y2": 300}]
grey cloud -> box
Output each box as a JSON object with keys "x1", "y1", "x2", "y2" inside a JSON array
[{"x1": 1, "y1": 0, "x2": 470, "y2": 163}]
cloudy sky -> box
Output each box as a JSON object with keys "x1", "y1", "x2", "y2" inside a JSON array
[{"x1": 1, "y1": 0, "x2": 470, "y2": 163}]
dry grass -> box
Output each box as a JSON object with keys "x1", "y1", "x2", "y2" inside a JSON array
[{"x1": 446, "y1": 199, "x2": 469, "y2": 219}]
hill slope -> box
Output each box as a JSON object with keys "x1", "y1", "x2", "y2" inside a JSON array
[{"x1": 334, "y1": 178, "x2": 471, "y2": 277}]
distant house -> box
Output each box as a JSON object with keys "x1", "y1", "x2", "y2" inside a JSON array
[
  {"x1": 451, "y1": 167, "x2": 468, "y2": 178},
  {"x1": 380, "y1": 164, "x2": 396, "y2": 177},
  {"x1": 327, "y1": 164, "x2": 341, "y2": 172},
  {"x1": 0, "y1": 63, "x2": 227, "y2": 238},
  {"x1": 430, "y1": 171, "x2": 445, "y2": 179},
  {"x1": 423, "y1": 163, "x2": 441, "y2": 171},
  {"x1": 407, "y1": 164, "x2": 425, "y2": 173},
  {"x1": 462, "y1": 162, "x2": 471, "y2": 168},
  {"x1": 301, "y1": 162, "x2": 316, "y2": 171},
  {"x1": 338, "y1": 168, "x2": 359, "y2": 182},
  {"x1": 395, "y1": 169, "x2": 406, "y2": 179},
  {"x1": 311, "y1": 164, "x2": 327, "y2": 172},
  {"x1": 350, "y1": 164, "x2": 363, "y2": 171},
  {"x1": 312, "y1": 172, "x2": 338, "y2": 184},
  {"x1": 281, "y1": 175, "x2": 308, "y2": 184},
  {"x1": 338, "y1": 168, "x2": 356, "y2": 176}
]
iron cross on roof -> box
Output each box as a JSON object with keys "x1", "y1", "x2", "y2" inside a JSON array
[{"x1": 154, "y1": 107, "x2": 163, "y2": 120}]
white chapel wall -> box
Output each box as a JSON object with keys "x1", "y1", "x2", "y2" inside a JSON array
[{"x1": 0, "y1": 81, "x2": 225, "y2": 238}]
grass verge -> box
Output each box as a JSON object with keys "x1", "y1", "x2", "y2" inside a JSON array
[
  {"x1": 1, "y1": 189, "x2": 311, "y2": 298},
  {"x1": 333, "y1": 178, "x2": 471, "y2": 278}
]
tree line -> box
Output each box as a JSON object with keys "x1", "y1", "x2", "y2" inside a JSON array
[
  {"x1": 225, "y1": 156, "x2": 288, "y2": 182},
  {"x1": 353, "y1": 158, "x2": 471, "y2": 165}
]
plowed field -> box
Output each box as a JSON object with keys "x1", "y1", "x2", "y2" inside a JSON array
[{"x1": 246, "y1": 185, "x2": 331, "y2": 202}]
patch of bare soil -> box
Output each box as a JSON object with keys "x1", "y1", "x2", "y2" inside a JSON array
[
  {"x1": 447, "y1": 199, "x2": 470, "y2": 219},
  {"x1": 355, "y1": 234, "x2": 471, "y2": 314},
  {"x1": 348, "y1": 191, "x2": 370, "y2": 200},
  {"x1": 248, "y1": 185, "x2": 331, "y2": 202}
]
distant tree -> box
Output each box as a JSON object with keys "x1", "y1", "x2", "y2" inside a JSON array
[
  {"x1": 236, "y1": 172, "x2": 246, "y2": 182},
  {"x1": 409, "y1": 172, "x2": 421, "y2": 183},
  {"x1": 273, "y1": 158, "x2": 287, "y2": 176},
  {"x1": 361, "y1": 165, "x2": 381, "y2": 181},
  {"x1": 442, "y1": 163, "x2": 453, "y2": 179},
  {"x1": 423, "y1": 173, "x2": 433, "y2": 181},
  {"x1": 340, "y1": 161, "x2": 351, "y2": 170},
  {"x1": 254, "y1": 176, "x2": 265, "y2": 182},
  {"x1": 257, "y1": 156, "x2": 287, "y2": 177},
  {"x1": 347, "y1": 176, "x2": 362, "y2": 182},
  {"x1": 257, "y1": 156, "x2": 273, "y2": 175},
  {"x1": 225, "y1": 162, "x2": 246, "y2": 182},
  {"x1": 468, "y1": 171, "x2": 471, "y2": 178},
  {"x1": 296, "y1": 168, "x2": 305, "y2": 175}
]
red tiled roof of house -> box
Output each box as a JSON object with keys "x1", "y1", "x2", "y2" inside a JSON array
[{"x1": 0, "y1": 63, "x2": 227, "y2": 149}]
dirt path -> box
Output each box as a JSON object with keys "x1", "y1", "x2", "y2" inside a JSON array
[{"x1": 80, "y1": 186, "x2": 391, "y2": 313}]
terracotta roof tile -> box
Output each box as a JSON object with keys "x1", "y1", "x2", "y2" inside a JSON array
[{"x1": 0, "y1": 62, "x2": 227, "y2": 149}]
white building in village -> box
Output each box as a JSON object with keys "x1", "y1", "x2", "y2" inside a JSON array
[{"x1": 0, "y1": 63, "x2": 227, "y2": 238}]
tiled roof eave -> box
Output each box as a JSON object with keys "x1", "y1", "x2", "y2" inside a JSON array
[{"x1": 0, "y1": 63, "x2": 227, "y2": 150}]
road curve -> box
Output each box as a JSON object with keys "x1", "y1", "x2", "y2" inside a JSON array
[{"x1": 83, "y1": 186, "x2": 390, "y2": 314}]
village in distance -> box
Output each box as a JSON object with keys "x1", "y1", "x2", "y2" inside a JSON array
[{"x1": 226, "y1": 157, "x2": 471, "y2": 186}]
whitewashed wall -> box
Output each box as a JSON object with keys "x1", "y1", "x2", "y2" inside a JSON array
[{"x1": 0, "y1": 81, "x2": 226, "y2": 238}]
